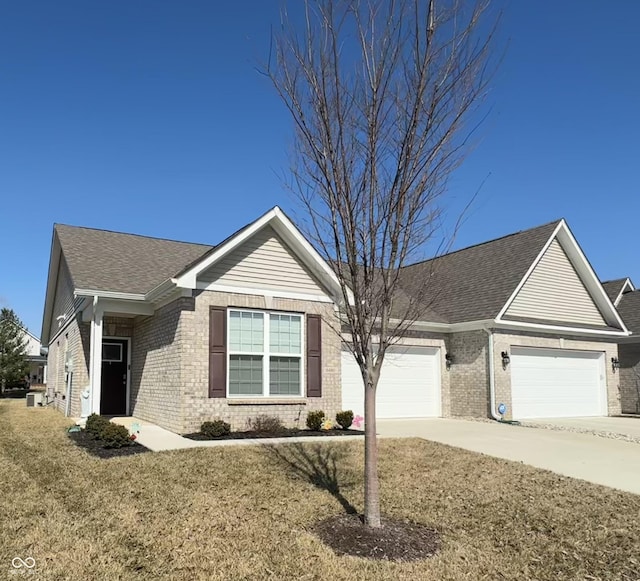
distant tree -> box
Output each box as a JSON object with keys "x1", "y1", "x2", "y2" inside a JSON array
[
  {"x1": 268, "y1": 0, "x2": 497, "y2": 528},
  {"x1": 0, "y1": 308, "x2": 29, "y2": 393}
]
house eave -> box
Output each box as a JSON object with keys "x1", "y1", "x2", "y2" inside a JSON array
[
  {"x1": 493, "y1": 317, "x2": 630, "y2": 338},
  {"x1": 75, "y1": 289, "x2": 147, "y2": 301}
]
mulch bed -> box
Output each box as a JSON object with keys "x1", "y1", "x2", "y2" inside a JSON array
[
  {"x1": 68, "y1": 429, "x2": 150, "y2": 459},
  {"x1": 313, "y1": 514, "x2": 440, "y2": 561},
  {"x1": 183, "y1": 428, "x2": 365, "y2": 440}
]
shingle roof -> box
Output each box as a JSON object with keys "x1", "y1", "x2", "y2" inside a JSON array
[
  {"x1": 602, "y1": 278, "x2": 628, "y2": 303},
  {"x1": 398, "y1": 220, "x2": 562, "y2": 323},
  {"x1": 616, "y1": 290, "x2": 640, "y2": 335},
  {"x1": 53, "y1": 218, "x2": 561, "y2": 324},
  {"x1": 55, "y1": 224, "x2": 213, "y2": 295}
]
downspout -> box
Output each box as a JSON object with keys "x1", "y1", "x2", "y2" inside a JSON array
[
  {"x1": 483, "y1": 327, "x2": 502, "y2": 421},
  {"x1": 484, "y1": 327, "x2": 520, "y2": 424}
]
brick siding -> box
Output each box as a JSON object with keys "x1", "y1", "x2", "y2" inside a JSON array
[
  {"x1": 45, "y1": 316, "x2": 90, "y2": 418},
  {"x1": 446, "y1": 330, "x2": 490, "y2": 417},
  {"x1": 618, "y1": 343, "x2": 640, "y2": 414}
]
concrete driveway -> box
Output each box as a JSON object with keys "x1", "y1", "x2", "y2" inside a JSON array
[
  {"x1": 377, "y1": 418, "x2": 640, "y2": 495},
  {"x1": 524, "y1": 416, "x2": 640, "y2": 440}
]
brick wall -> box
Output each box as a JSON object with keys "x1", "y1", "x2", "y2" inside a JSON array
[
  {"x1": 45, "y1": 316, "x2": 90, "y2": 418},
  {"x1": 446, "y1": 330, "x2": 490, "y2": 417},
  {"x1": 618, "y1": 343, "x2": 640, "y2": 414},
  {"x1": 492, "y1": 331, "x2": 621, "y2": 419},
  {"x1": 129, "y1": 300, "x2": 189, "y2": 434},
  {"x1": 179, "y1": 290, "x2": 342, "y2": 434}
]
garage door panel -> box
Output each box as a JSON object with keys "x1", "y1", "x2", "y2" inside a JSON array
[
  {"x1": 341, "y1": 346, "x2": 441, "y2": 419},
  {"x1": 511, "y1": 348, "x2": 605, "y2": 419}
]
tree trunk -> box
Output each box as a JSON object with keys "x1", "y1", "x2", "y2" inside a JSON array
[{"x1": 364, "y1": 381, "x2": 381, "y2": 528}]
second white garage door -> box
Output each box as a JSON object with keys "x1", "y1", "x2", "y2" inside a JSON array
[
  {"x1": 510, "y1": 347, "x2": 606, "y2": 419},
  {"x1": 341, "y1": 346, "x2": 441, "y2": 419}
]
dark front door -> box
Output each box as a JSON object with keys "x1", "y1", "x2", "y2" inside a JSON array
[{"x1": 100, "y1": 339, "x2": 128, "y2": 415}]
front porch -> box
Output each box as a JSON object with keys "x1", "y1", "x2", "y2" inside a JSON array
[
  {"x1": 74, "y1": 293, "x2": 187, "y2": 433},
  {"x1": 82, "y1": 297, "x2": 153, "y2": 418}
]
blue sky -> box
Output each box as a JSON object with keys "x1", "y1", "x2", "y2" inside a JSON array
[{"x1": 1, "y1": 1, "x2": 639, "y2": 335}]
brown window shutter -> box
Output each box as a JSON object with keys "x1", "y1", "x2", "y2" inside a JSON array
[
  {"x1": 209, "y1": 307, "x2": 227, "y2": 398},
  {"x1": 306, "y1": 314, "x2": 322, "y2": 397}
]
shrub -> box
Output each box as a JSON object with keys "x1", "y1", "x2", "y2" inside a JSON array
[
  {"x1": 335, "y1": 410, "x2": 354, "y2": 430},
  {"x1": 246, "y1": 415, "x2": 285, "y2": 433},
  {"x1": 306, "y1": 410, "x2": 325, "y2": 431},
  {"x1": 85, "y1": 414, "x2": 110, "y2": 439},
  {"x1": 201, "y1": 420, "x2": 231, "y2": 438},
  {"x1": 100, "y1": 423, "x2": 133, "y2": 449}
]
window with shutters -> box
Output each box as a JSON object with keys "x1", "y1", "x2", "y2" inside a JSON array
[{"x1": 227, "y1": 309, "x2": 304, "y2": 397}]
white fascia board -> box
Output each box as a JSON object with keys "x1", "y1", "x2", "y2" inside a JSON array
[
  {"x1": 614, "y1": 278, "x2": 635, "y2": 306},
  {"x1": 75, "y1": 289, "x2": 147, "y2": 301},
  {"x1": 97, "y1": 299, "x2": 155, "y2": 317},
  {"x1": 495, "y1": 220, "x2": 629, "y2": 334},
  {"x1": 81, "y1": 296, "x2": 154, "y2": 320},
  {"x1": 342, "y1": 316, "x2": 495, "y2": 334},
  {"x1": 197, "y1": 282, "x2": 334, "y2": 304},
  {"x1": 496, "y1": 221, "x2": 563, "y2": 321},
  {"x1": 173, "y1": 206, "x2": 350, "y2": 305},
  {"x1": 270, "y1": 207, "x2": 353, "y2": 304},
  {"x1": 494, "y1": 318, "x2": 630, "y2": 337},
  {"x1": 41, "y1": 234, "x2": 62, "y2": 345},
  {"x1": 554, "y1": 223, "x2": 629, "y2": 332}
]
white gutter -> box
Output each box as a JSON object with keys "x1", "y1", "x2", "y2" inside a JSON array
[
  {"x1": 483, "y1": 328, "x2": 502, "y2": 421},
  {"x1": 494, "y1": 318, "x2": 630, "y2": 337},
  {"x1": 75, "y1": 289, "x2": 146, "y2": 301}
]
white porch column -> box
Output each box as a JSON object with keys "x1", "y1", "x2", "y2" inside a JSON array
[{"x1": 88, "y1": 297, "x2": 104, "y2": 415}]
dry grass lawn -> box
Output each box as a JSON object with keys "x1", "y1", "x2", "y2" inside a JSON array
[{"x1": 1, "y1": 399, "x2": 639, "y2": 580}]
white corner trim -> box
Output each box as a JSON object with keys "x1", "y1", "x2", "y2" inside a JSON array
[
  {"x1": 496, "y1": 221, "x2": 564, "y2": 321},
  {"x1": 197, "y1": 282, "x2": 334, "y2": 304}
]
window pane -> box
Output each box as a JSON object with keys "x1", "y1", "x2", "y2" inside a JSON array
[
  {"x1": 269, "y1": 357, "x2": 301, "y2": 396},
  {"x1": 229, "y1": 311, "x2": 264, "y2": 352},
  {"x1": 269, "y1": 314, "x2": 302, "y2": 354},
  {"x1": 102, "y1": 343, "x2": 122, "y2": 362},
  {"x1": 229, "y1": 355, "x2": 263, "y2": 395}
]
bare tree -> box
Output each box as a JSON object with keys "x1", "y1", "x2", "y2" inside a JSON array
[{"x1": 268, "y1": 0, "x2": 497, "y2": 528}]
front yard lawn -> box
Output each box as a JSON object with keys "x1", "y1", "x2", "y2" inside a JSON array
[{"x1": 1, "y1": 399, "x2": 639, "y2": 580}]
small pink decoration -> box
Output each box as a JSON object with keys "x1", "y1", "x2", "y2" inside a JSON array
[{"x1": 352, "y1": 415, "x2": 364, "y2": 429}]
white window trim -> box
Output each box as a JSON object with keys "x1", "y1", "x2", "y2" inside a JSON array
[{"x1": 226, "y1": 308, "x2": 305, "y2": 398}]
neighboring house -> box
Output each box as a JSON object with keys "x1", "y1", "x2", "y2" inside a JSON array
[
  {"x1": 604, "y1": 278, "x2": 640, "y2": 414},
  {"x1": 40, "y1": 207, "x2": 629, "y2": 434},
  {"x1": 22, "y1": 327, "x2": 47, "y2": 385}
]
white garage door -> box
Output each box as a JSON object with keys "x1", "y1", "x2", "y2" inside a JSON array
[
  {"x1": 341, "y1": 346, "x2": 441, "y2": 419},
  {"x1": 511, "y1": 347, "x2": 606, "y2": 419}
]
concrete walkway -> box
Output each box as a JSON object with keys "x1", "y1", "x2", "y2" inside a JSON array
[
  {"x1": 110, "y1": 416, "x2": 363, "y2": 452},
  {"x1": 377, "y1": 418, "x2": 640, "y2": 495}
]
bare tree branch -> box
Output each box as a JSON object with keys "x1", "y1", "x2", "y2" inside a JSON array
[{"x1": 267, "y1": 0, "x2": 499, "y2": 528}]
